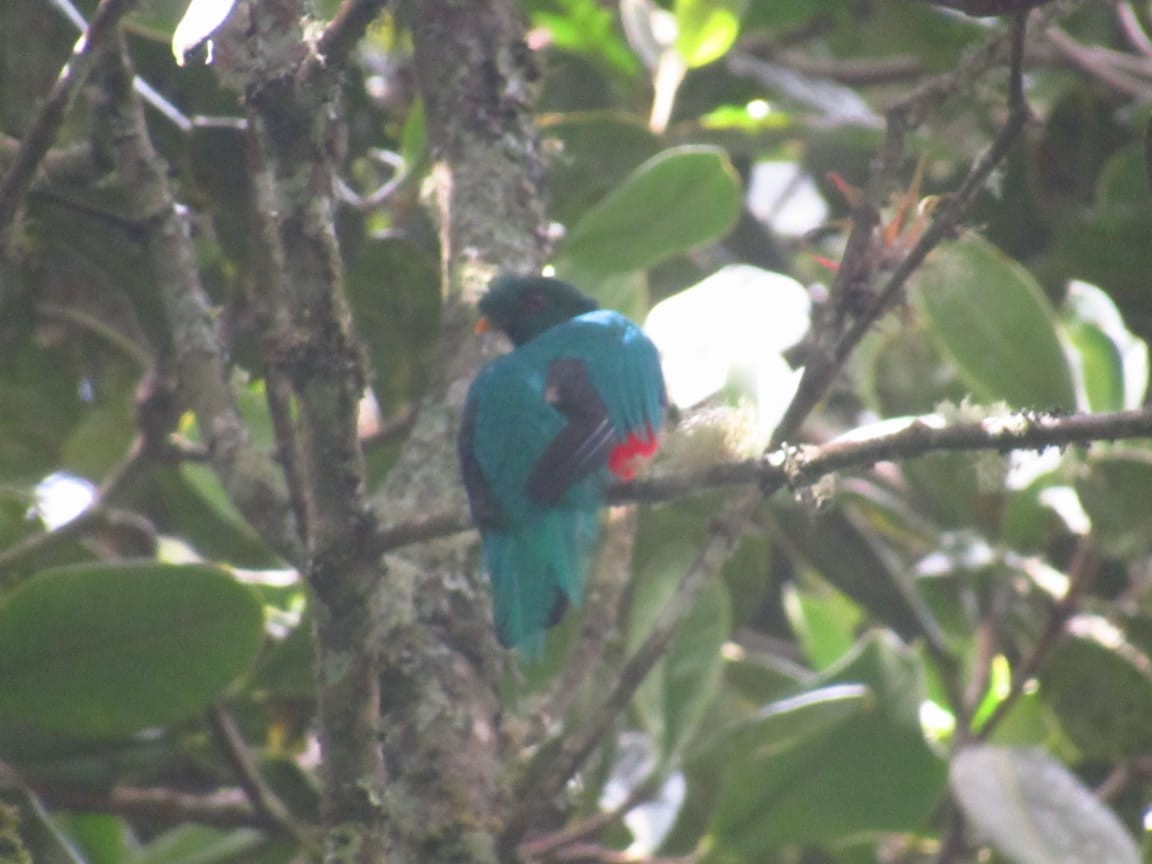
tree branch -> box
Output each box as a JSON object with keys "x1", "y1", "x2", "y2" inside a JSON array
[
  {"x1": 0, "y1": 0, "x2": 139, "y2": 234},
  {"x1": 0, "y1": 437, "x2": 148, "y2": 585},
  {"x1": 24, "y1": 784, "x2": 263, "y2": 830},
  {"x1": 516, "y1": 773, "x2": 662, "y2": 860},
  {"x1": 205, "y1": 704, "x2": 312, "y2": 845},
  {"x1": 771, "y1": 8, "x2": 1041, "y2": 448},
  {"x1": 368, "y1": 405, "x2": 1152, "y2": 554},
  {"x1": 313, "y1": 0, "x2": 390, "y2": 71},
  {"x1": 355, "y1": 1, "x2": 552, "y2": 860},
  {"x1": 89, "y1": 32, "x2": 301, "y2": 563},
  {"x1": 975, "y1": 539, "x2": 1098, "y2": 738},
  {"x1": 505, "y1": 490, "x2": 760, "y2": 849}
]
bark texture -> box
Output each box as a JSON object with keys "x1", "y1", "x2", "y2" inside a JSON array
[{"x1": 366, "y1": 0, "x2": 549, "y2": 861}]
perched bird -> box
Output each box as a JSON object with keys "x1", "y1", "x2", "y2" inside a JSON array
[{"x1": 459, "y1": 276, "x2": 666, "y2": 655}]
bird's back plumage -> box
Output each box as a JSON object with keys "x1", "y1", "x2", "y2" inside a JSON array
[{"x1": 460, "y1": 307, "x2": 665, "y2": 654}]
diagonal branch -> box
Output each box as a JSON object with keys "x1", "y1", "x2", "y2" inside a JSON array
[
  {"x1": 89, "y1": 32, "x2": 301, "y2": 564},
  {"x1": 0, "y1": 438, "x2": 147, "y2": 585},
  {"x1": 504, "y1": 488, "x2": 760, "y2": 848},
  {"x1": 205, "y1": 704, "x2": 314, "y2": 845},
  {"x1": 312, "y1": 0, "x2": 390, "y2": 72},
  {"x1": 771, "y1": 9, "x2": 1041, "y2": 448},
  {"x1": 0, "y1": 0, "x2": 139, "y2": 234}
]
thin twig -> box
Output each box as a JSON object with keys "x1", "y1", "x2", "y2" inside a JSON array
[
  {"x1": 206, "y1": 704, "x2": 313, "y2": 845},
  {"x1": 91, "y1": 32, "x2": 300, "y2": 563},
  {"x1": 0, "y1": 0, "x2": 140, "y2": 233},
  {"x1": 835, "y1": 14, "x2": 1031, "y2": 388},
  {"x1": 38, "y1": 302, "x2": 154, "y2": 369},
  {"x1": 1118, "y1": 1, "x2": 1152, "y2": 58},
  {"x1": 0, "y1": 438, "x2": 147, "y2": 584},
  {"x1": 1046, "y1": 26, "x2": 1151, "y2": 97},
  {"x1": 312, "y1": 0, "x2": 390, "y2": 72},
  {"x1": 1095, "y1": 761, "x2": 1132, "y2": 802},
  {"x1": 505, "y1": 489, "x2": 760, "y2": 847},
  {"x1": 517, "y1": 773, "x2": 662, "y2": 860},
  {"x1": 19, "y1": 783, "x2": 261, "y2": 828},
  {"x1": 975, "y1": 539, "x2": 1098, "y2": 739},
  {"x1": 360, "y1": 403, "x2": 417, "y2": 448},
  {"x1": 771, "y1": 8, "x2": 1040, "y2": 449},
  {"x1": 774, "y1": 51, "x2": 926, "y2": 87}
]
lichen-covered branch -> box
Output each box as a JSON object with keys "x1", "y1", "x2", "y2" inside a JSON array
[
  {"x1": 346, "y1": 1, "x2": 550, "y2": 861},
  {"x1": 210, "y1": 0, "x2": 389, "y2": 858},
  {"x1": 366, "y1": 404, "x2": 1152, "y2": 554}
]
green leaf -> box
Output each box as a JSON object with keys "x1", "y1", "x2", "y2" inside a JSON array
[
  {"x1": 675, "y1": 0, "x2": 743, "y2": 68},
  {"x1": 783, "y1": 583, "x2": 861, "y2": 670},
  {"x1": 630, "y1": 543, "x2": 730, "y2": 760},
  {"x1": 951, "y1": 745, "x2": 1140, "y2": 864},
  {"x1": 770, "y1": 500, "x2": 932, "y2": 642},
  {"x1": 1038, "y1": 620, "x2": 1152, "y2": 759},
  {"x1": 251, "y1": 616, "x2": 315, "y2": 697},
  {"x1": 400, "y1": 98, "x2": 427, "y2": 172},
  {"x1": 707, "y1": 684, "x2": 872, "y2": 853},
  {"x1": 710, "y1": 633, "x2": 946, "y2": 852},
  {"x1": 1001, "y1": 472, "x2": 1072, "y2": 553},
  {"x1": 53, "y1": 813, "x2": 127, "y2": 864},
  {"x1": 150, "y1": 464, "x2": 281, "y2": 568},
  {"x1": 705, "y1": 683, "x2": 871, "y2": 764},
  {"x1": 864, "y1": 325, "x2": 967, "y2": 417},
  {"x1": 129, "y1": 825, "x2": 270, "y2": 864},
  {"x1": 0, "y1": 341, "x2": 85, "y2": 484},
  {"x1": 1060, "y1": 279, "x2": 1148, "y2": 411},
  {"x1": 1075, "y1": 451, "x2": 1152, "y2": 558},
  {"x1": 0, "y1": 563, "x2": 264, "y2": 737},
  {"x1": 533, "y1": 0, "x2": 639, "y2": 77},
  {"x1": 18, "y1": 790, "x2": 87, "y2": 864},
  {"x1": 555, "y1": 145, "x2": 741, "y2": 278},
  {"x1": 984, "y1": 689, "x2": 1072, "y2": 755},
  {"x1": 541, "y1": 112, "x2": 661, "y2": 227},
  {"x1": 60, "y1": 377, "x2": 137, "y2": 480},
  {"x1": 1063, "y1": 318, "x2": 1124, "y2": 412},
  {"x1": 582, "y1": 270, "x2": 650, "y2": 326},
  {"x1": 722, "y1": 651, "x2": 811, "y2": 705},
  {"x1": 344, "y1": 237, "x2": 440, "y2": 413},
  {"x1": 911, "y1": 237, "x2": 1076, "y2": 411}
]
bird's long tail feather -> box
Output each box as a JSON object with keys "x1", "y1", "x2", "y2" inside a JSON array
[{"x1": 483, "y1": 506, "x2": 600, "y2": 658}]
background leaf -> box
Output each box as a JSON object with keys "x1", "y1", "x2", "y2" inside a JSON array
[
  {"x1": 951, "y1": 745, "x2": 1140, "y2": 864},
  {"x1": 674, "y1": 0, "x2": 743, "y2": 68},
  {"x1": 710, "y1": 633, "x2": 946, "y2": 853},
  {"x1": 554, "y1": 145, "x2": 741, "y2": 278},
  {"x1": 911, "y1": 236, "x2": 1076, "y2": 410},
  {"x1": 0, "y1": 563, "x2": 264, "y2": 737}
]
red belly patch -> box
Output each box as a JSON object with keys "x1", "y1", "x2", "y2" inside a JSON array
[{"x1": 609, "y1": 429, "x2": 660, "y2": 480}]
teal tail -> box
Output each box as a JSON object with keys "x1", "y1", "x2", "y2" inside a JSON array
[{"x1": 483, "y1": 506, "x2": 599, "y2": 657}]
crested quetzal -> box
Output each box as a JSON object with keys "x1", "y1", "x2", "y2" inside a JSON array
[{"x1": 459, "y1": 275, "x2": 666, "y2": 655}]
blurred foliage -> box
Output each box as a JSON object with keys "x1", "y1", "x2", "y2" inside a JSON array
[{"x1": 2, "y1": 0, "x2": 1152, "y2": 862}]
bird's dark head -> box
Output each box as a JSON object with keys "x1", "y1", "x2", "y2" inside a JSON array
[{"x1": 477, "y1": 276, "x2": 599, "y2": 346}]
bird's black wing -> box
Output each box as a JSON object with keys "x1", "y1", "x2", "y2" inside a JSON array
[
  {"x1": 458, "y1": 392, "x2": 505, "y2": 529},
  {"x1": 525, "y1": 356, "x2": 614, "y2": 507}
]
